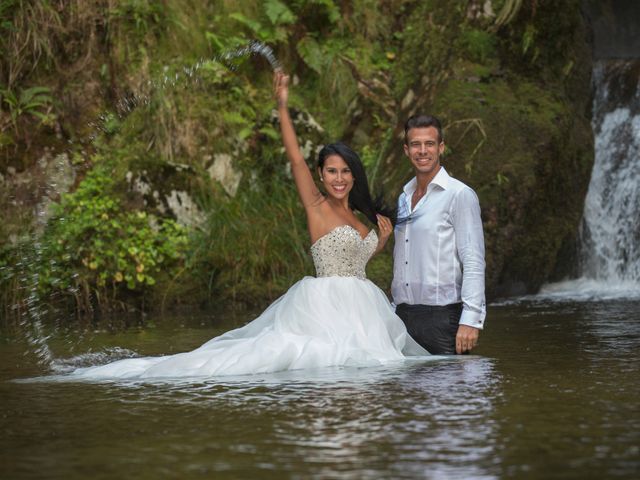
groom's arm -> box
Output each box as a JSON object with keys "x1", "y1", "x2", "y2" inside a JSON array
[{"x1": 452, "y1": 186, "x2": 486, "y2": 353}]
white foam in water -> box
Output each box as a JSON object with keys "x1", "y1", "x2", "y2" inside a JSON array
[
  {"x1": 491, "y1": 280, "x2": 640, "y2": 305},
  {"x1": 50, "y1": 347, "x2": 140, "y2": 374},
  {"x1": 537, "y1": 278, "x2": 640, "y2": 301}
]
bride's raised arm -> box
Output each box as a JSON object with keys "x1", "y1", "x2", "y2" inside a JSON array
[{"x1": 274, "y1": 71, "x2": 323, "y2": 208}]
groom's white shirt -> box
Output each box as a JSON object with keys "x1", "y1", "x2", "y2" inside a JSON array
[{"x1": 391, "y1": 167, "x2": 486, "y2": 329}]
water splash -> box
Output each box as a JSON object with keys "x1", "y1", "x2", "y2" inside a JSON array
[
  {"x1": 50, "y1": 347, "x2": 139, "y2": 374},
  {"x1": 224, "y1": 40, "x2": 281, "y2": 71},
  {"x1": 88, "y1": 40, "x2": 280, "y2": 136},
  {"x1": 15, "y1": 155, "x2": 74, "y2": 370}
]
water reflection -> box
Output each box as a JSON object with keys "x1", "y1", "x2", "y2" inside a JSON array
[
  {"x1": 5, "y1": 356, "x2": 501, "y2": 479},
  {"x1": 166, "y1": 357, "x2": 498, "y2": 479},
  {"x1": 486, "y1": 298, "x2": 640, "y2": 479},
  {"x1": 3, "y1": 300, "x2": 639, "y2": 479}
]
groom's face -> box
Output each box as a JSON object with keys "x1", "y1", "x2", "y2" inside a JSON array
[{"x1": 404, "y1": 127, "x2": 444, "y2": 177}]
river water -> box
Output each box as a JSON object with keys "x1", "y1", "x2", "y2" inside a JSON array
[{"x1": 1, "y1": 290, "x2": 639, "y2": 480}]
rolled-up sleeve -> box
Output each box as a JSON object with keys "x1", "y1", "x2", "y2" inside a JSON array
[{"x1": 452, "y1": 187, "x2": 486, "y2": 329}]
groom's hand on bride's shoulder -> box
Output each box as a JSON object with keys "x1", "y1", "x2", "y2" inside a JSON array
[{"x1": 456, "y1": 325, "x2": 480, "y2": 354}]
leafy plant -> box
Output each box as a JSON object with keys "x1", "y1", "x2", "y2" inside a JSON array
[
  {"x1": 459, "y1": 29, "x2": 496, "y2": 64},
  {"x1": 109, "y1": 0, "x2": 168, "y2": 36},
  {"x1": 0, "y1": 85, "x2": 55, "y2": 134},
  {"x1": 297, "y1": 36, "x2": 326, "y2": 74},
  {"x1": 37, "y1": 161, "x2": 188, "y2": 311},
  {"x1": 264, "y1": 0, "x2": 296, "y2": 26},
  {"x1": 226, "y1": 0, "x2": 297, "y2": 45}
]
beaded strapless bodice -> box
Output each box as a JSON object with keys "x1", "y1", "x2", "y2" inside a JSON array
[{"x1": 310, "y1": 225, "x2": 378, "y2": 279}]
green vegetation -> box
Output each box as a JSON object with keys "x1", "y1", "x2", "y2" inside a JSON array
[
  {"x1": 39, "y1": 161, "x2": 188, "y2": 307},
  {"x1": 193, "y1": 179, "x2": 312, "y2": 304},
  {"x1": 0, "y1": 86, "x2": 55, "y2": 136},
  {"x1": 1, "y1": 160, "x2": 188, "y2": 315},
  {"x1": 0, "y1": 0, "x2": 593, "y2": 318}
]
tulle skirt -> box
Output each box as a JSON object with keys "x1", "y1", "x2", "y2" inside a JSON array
[{"x1": 71, "y1": 276, "x2": 429, "y2": 379}]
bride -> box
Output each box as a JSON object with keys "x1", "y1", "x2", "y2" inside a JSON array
[{"x1": 71, "y1": 71, "x2": 428, "y2": 379}]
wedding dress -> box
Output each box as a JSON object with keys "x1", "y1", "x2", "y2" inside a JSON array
[{"x1": 72, "y1": 225, "x2": 429, "y2": 379}]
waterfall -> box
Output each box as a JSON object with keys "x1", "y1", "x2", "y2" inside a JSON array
[
  {"x1": 580, "y1": 60, "x2": 640, "y2": 283},
  {"x1": 532, "y1": 59, "x2": 640, "y2": 301}
]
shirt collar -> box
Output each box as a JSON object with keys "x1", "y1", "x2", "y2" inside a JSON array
[{"x1": 402, "y1": 166, "x2": 451, "y2": 197}]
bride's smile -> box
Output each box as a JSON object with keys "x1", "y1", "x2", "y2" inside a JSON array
[{"x1": 319, "y1": 154, "x2": 354, "y2": 199}]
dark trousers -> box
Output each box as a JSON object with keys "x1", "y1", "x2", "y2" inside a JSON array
[{"x1": 395, "y1": 303, "x2": 463, "y2": 355}]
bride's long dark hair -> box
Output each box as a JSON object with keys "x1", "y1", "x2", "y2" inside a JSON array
[{"x1": 318, "y1": 142, "x2": 396, "y2": 226}]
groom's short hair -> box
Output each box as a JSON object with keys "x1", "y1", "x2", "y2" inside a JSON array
[{"x1": 404, "y1": 114, "x2": 443, "y2": 144}]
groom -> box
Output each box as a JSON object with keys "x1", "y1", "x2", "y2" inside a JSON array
[{"x1": 392, "y1": 114, "x2": 486, "y2": 355}]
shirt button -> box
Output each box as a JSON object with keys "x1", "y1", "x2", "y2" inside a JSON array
[
  {"x1": 405, "y1": 261, "x2": 408, "y2": 264},
  {"x1": 405, "y1": 239, "x2": 409, "y2": 243},
  {"x1": 405, "y1": 283, "x2": 409, "y2": 286}
]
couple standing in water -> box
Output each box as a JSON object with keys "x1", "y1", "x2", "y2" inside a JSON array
[{"x1": 73, "y1": 70, "x2": 485, "y2": 379}]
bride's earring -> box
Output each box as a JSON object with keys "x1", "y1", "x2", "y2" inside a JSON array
[{"x1": 320, "y1": 176, "x2": 324, "y2": 182}]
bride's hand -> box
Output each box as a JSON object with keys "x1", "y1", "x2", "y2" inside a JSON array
[
  {"x1": 376, "y1": 214, "x2": 393, "y2": 251},
  {"x1": 274, "y1": 69, "x2": 289, "y2": 108}
]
